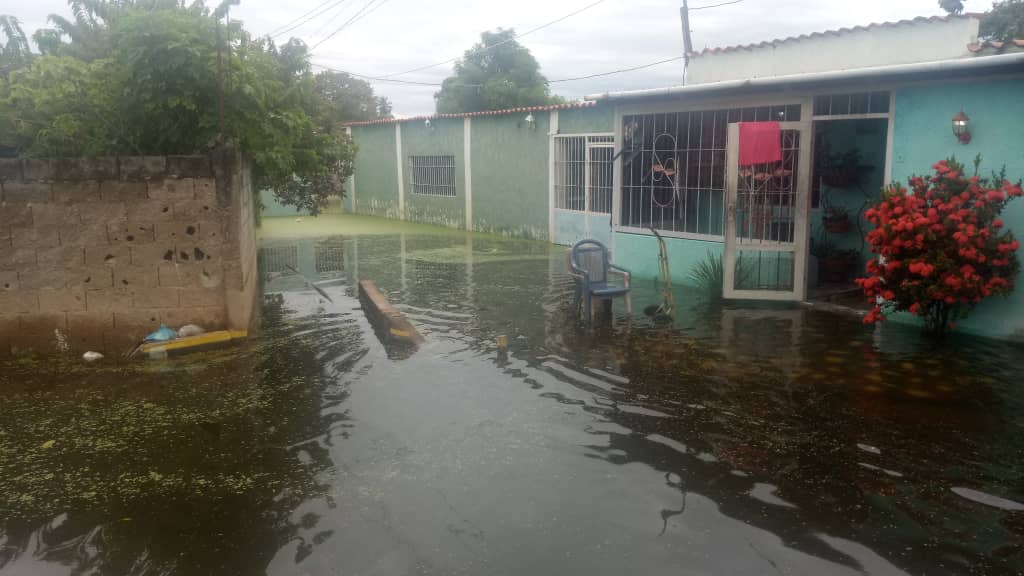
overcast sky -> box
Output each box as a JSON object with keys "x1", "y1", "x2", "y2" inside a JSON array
[{"x1": 5, "y1": 0, "x2": 994, "y2": 115}]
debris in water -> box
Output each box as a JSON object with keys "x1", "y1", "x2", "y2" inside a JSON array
[
  {"x1": 54, "y1": 329, "x2": 70, "y2": 353},
  {"x1": 82, "y1": 351, "x2": 104, "y2": 362},
  {"x1": 177, "y1": 324, "x2": 206, "y2": 338},
  {"x1": 857, "y1": 443, "x2": 882, "y2": 455},
  {"x1": 40, "y1": 440, "x2": 55, "y2": 449}
]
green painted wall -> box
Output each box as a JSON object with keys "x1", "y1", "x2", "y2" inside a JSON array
[
  {"x1": 558, "y1": 105, "x2": 614, "y2": 135},
  {"x1": 470, "y1": 113, "x2": 551, "y2": 238},
  {"x1": 351, "y1": 124, "x2": 400, "y2": 218},
  {"x1": 613, "y1": 231, "x2": 723, "y2": 288},
  {"x1": 891, "y1": 77, "x2": 1024, "y2": 341},
  {"x1": 401, "y1": 118, "x2": 466, "y2": 229}
]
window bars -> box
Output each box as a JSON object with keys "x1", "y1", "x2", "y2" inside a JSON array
[
  {"x1": 812, "y1": 91, "x2": 890, "y2": 118},
  {"x1": 315, "y1": 242, "x2": 345, "y2": 274},
  {"x1": 260, "y1": 245, "x2": 298, "y2": 277},
  {"x1": 621, "y1": 104, "x2": 800, "y2": 238},
  {"x1": 409, "y1": 155, "x2": 457, "y2": 197},
  {"x1": 554, "y1": 134, "x2": 614, "y2": 214}
]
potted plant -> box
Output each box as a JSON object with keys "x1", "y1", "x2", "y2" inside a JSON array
[
  {"x1": 817, "y1": 144, "x2": 864, "y2": 189},
  {"x1": 822, "y1": 203, "x2": 851, "y2": 234},
  {"x1": 811, "y1": 234, "x2": 859, "y2": 283}
]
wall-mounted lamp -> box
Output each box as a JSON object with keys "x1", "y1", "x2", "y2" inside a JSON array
[
  {"x1": 524, "y1": 113, "x2": 536, "y2": 131},
  {"x1": 952, "y1": 109, "x2": 971, "y2": 144},
  {"x1": 424, "y1": 118, "x2": 434, "y2": 130}
]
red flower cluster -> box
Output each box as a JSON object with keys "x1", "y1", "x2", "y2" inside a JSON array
[{"x1": 856, "y1": 158, "x2": 1022, "y2": 333}]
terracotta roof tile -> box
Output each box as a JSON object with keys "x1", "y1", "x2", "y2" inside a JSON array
[
  {"x1": 967, "y1": 39, "x2": 1024, "y2": 53},
  {"x1": 689, "y1": 14, "x2": 981, "y2": 58},
  {"x1": 342, "y1": 101, "x2": 596, "y2": 127}
]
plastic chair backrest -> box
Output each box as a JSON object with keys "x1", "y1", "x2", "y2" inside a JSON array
[{"x1": 571, "y1": 240, "x2": 609, "y2": 284}]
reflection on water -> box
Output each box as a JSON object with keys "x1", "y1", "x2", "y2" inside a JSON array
[{"x1": 2, "y1": 229, "x2": 1023, "y2": 575}]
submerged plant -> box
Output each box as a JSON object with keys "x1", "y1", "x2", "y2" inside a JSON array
[{"x1": 689, "y1": 251, "x2": 725, "y2": 299}]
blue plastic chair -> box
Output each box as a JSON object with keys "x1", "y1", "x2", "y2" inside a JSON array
[{"x1": 568, "y1": 239, "x2": 632, "y2": 321}]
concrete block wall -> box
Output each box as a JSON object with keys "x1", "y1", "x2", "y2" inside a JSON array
[{"x1": 0, "y1": 154, "x2": 257, "y2": 355}]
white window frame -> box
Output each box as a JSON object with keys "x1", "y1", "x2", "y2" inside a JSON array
[{"x1": 408, "y1": 155, "x2": 457, "y2": 198}]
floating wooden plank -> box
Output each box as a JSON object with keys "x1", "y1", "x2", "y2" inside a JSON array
[{"x1": 358, "y1": 280, "x2": 425, "y2": 349}]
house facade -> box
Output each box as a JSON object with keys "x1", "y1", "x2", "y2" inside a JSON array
[{"x1": 337, "y1": 14, "x2": 1024, "y2": 341}]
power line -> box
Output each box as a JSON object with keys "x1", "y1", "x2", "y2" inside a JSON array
[
  {"x1": 371, "y1": 0, "x2": 610, "y2": 79},
  {"x1": 269, "y1": 0, "x2": 351, "y2": 39},
  {"x1": 310, "y1": 63, "x2": 482, "y2": 87},
  {"x1": 548, "y1": 55, "x2": 685, "y2": 83},
  {"x1": 306, "y1": 0, "x2": 382, "y2": 43},
  {"x1": 312, "y1": 52, "x2": 684, "y2": 88},
  {"x1": 310, "y1": 0, "x2": 391, "y2": 50},
  {"x1": 689, "y1": 0, "x2": 744, "y2": 10}
]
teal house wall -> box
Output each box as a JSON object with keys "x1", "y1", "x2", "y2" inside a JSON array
[
  {"x1": 890, "y1": 77, "x2": 1024, "y2": 341},
  {"x1": 614, "y1": 233, "x2": 723, "y2": 288},
  {"x1": 401, "y1": 119, "x2": 466, "y2": 229},
  {"x1": 470, "y1": 113, "x2": 551, "y2": 238},
  {"x1": 351, "y1": 124, "x2": 400, "y2": 218},
  {"x1": 558, "y1": 105, "x2": 614, "y2": 135}
]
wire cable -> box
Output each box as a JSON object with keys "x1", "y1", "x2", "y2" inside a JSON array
[
  {"x1": 548, "y1": 55, "x2": 684, "y2": 83},
  {"x1": 270, "y1": 0, "x2": 351, "y2": 39},
  {"x1": 371, "y1": 0, "x2": 610, "y2": 79},
  {"x1": 689, "y1": 0, "x2": 744, "y2": 10},
  {"x1": 312, "y1": 52, "x2": 683, "y2": 88},
  {"x1": 309, "y1": 0, "x2": 390, "y2": 50}
]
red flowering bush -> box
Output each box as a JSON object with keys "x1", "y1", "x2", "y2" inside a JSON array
[{"x1": 857, "y1": 157, "x2": 1022, "y2": 334}]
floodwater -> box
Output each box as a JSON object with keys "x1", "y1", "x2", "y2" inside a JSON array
[{"x1": 2, "y1": 219, "x2": 1023, "y2": 575}]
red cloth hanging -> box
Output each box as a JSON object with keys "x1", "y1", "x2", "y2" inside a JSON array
[{"x1": 738, "y1": 122, "x2": 782, "y2": 166}]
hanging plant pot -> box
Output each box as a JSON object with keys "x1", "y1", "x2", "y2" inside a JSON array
[
  {"x1": 821, "y1": 169, "x2": 859, "y2": 189},
  {"x1": 823, "y1": 214, "x2": 851, "y2": 234}
]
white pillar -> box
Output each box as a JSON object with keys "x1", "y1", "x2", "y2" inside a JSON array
[
  {"x1": 548, "y1": 110, "x2": 560, "y2": 243},
  {"x1": 345, "y1": 125, "x2": 355, "y2": 213},
  {"x1": 464, "y1": 117, "x2": 473, "y2": 231},
  {"x1": 395, "y1": 123, "x2": 405, "y2": 219}
]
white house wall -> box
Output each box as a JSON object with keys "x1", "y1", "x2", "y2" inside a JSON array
[{"x1": 688, "y1": 17, "x2": 979, "y2": 84}]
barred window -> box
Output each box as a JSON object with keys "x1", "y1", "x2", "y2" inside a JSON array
[
  {"x1": 409, "y1": 155, "x2": 456, "y2": 197},
  {"x1": 813, "y1": 91, "x2": 890, "y2": 117},
  {"x1": 621, "y1": 104, "x2": 801, "y2": 238}
]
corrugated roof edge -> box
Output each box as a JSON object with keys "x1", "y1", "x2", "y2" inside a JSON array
[
  {"x1": 342, "y1": 101, "x2": 596, "y2": 127},
  {"x1": 689, "y1": 14, "x2": 983, "y2": 58}
]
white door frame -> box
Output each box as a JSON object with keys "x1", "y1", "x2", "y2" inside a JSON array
[{"x1": 723, "y1": 121, "x2": 812, "y2": 301}]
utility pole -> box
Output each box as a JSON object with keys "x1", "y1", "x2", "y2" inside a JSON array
[{"x1": 679, "y1": 1, "x2": 694, "y2": 83}]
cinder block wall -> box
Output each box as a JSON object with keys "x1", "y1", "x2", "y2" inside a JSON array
[{"x1": 0, "y1": 153, "x2": 257, "y2": 355}]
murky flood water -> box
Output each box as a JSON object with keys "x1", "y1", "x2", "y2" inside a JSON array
[{"x1": 2, "y1": 225, "x2": 1023, "y2": 575}]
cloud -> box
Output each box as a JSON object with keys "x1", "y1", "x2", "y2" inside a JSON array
[{"x1": 12, "y1": 0, "x2": 994, "y2": 115}]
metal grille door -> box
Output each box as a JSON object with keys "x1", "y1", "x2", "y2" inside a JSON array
[
  {"x1": 553, "y1": 134, "x2": 614, "y2": 245},
  {"x1": 723, "y1": 122, "x2": 811, "y2": 301}
]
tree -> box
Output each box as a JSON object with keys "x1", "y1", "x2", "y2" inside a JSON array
[
  {"x1": 376, "y1": 96, "x2": 392, "y2": 119},
  {"x1": 980, "y1": 0, "x2": 1024, "y2": 41},
  {"x1": 939, "y1": 0, "x2": 1024, "y2": 41},
  {"x1": 434, "y1": 28, "x2": 562, "y2": 114},
  {"x1": 1, "y1": 15, "x2": 32, "y2": 71},
  {"x1": 856, "y1": 157, "x2": 1022, "y2": 334},
  {"x1": 1, "y1": 0, "x2": 354, "y2": 215},
  {"x1": 939, "y1": 0, "x2": 965, "y2": 14},
  {"x1": 313, "y1": 70, "x2": 382, "y2": 124}
]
